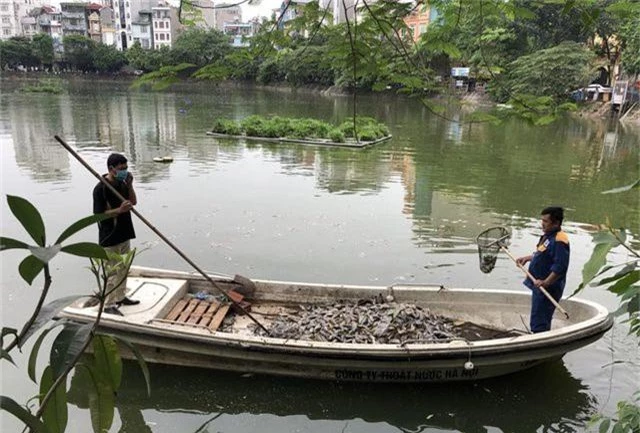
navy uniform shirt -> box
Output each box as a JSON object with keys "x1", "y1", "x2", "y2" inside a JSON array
[{"x1": 524, "y1": 228, "x2": 570, "y2": 291}]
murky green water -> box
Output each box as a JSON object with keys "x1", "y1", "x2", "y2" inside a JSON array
[{"x1": 1, "y1": 77, "x2": 638, "y2": 432}]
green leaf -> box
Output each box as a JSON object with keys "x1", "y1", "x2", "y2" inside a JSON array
[
  {"x1": 607, "y1": 271, "x2": 640, "y2": 296},
  {"x1": 1, "y1": 327, "x2": 18, "y2": 365},
  {"x1": 581, "y1": 243, "x2": 614, "y2": 287},
  {"x1": 28, "y1": 328, "x2": 53, "y2": 383},
  {"x1": 0, "y1": 236, "x2": 30, "y2": 251},
  {"x1": 50, "y1": 322, "x2": 92, "y2": 381},
  {"x1": 20, "y1": 295, "x2": 86, "y2": 349},
  {"x1": 55, "y1": 213, "x2": 110, "y2": 244},
  {"x1": 0, "y1": 396, "x2": 48, "y2": 433},
  {"x1": 18, "y1": 255, "x2": 45, "y2": 285},
  {"x1": 39, "y1": 365, "x2": 68, "y2": 433},
  {"x1": 7, "y1": 195, "x2": 46, "y2": 246},
  {"x1": 110, "y1": 336, "x2": 151, "y2": 397},
  {"x1": 602, "y1": 179, "x2": 640, "y2": 194},
  {"x1": 92, "y1": 335, "x2": 122, "y2": 391},
  {"x1": 61, "y1": 242, "x2": 107, "y2": 260},
  {"x1": 595, "y1": 264, "x2": 638, "y2": 286},
  {"x1": 599, "y1": 417, "x2": 610, "y2": 433},
  {"x1": 80, "y1": 364, "x2": 115, "y2": 433}
]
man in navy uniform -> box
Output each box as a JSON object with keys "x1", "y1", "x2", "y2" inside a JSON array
[{"x1": 517, "y1": 207, "x2": 570, "y2": 333}]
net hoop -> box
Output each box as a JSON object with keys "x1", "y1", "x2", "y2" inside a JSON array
[{"x1": 475, "y1": 226, "x2": 511, "y2": 273}]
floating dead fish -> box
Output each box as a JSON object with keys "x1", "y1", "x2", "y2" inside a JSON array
[{"x1": 250, "y1": 297, "x2": 461, "y2": 344}]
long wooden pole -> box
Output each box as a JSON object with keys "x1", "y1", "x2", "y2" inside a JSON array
[
  {"x1": 499, "y1": 246, "x2": 570, "y2": 319},
  {"x1": 54, "y1": 135, "x2": 270, "y2": 334}
]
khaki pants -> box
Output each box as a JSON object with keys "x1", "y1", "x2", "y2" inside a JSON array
[{"x1": 104, "y1": 240, "x2": 130, "y2": 306}]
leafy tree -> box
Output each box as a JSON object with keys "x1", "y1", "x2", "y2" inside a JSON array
[
  {"x1": 62, "y1": 35, "x2": 95, "y2": 72},
  {"x1": 618, "y1": 12, "x2": 640, "y2": 78},
  {"x1": 493, "y1": 41, "x2": 596, "y2": 101},
  {"x1": 171, "y1": 28, "x2": 232, "y2": 68},
  {"x1": 31, "y1": 34, "x2": 54, "y2": 70},
  {"x1": 126, "y1": 43, "x2": 173, "y2": 72},
  {"x1": 0, "y1": 37, "x2": 38, "y2": 70},
  {"x1": 92, "y1": 43, "x2": 126, "y2": 73}
]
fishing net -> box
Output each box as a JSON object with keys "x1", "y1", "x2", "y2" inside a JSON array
[{"x1": 475, "y1": 226, "x2": 511, "y2": 274}]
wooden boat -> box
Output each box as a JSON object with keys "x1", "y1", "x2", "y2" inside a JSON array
[{"x1": 60, "y1": 266, "x2": 613, "y2": 382}]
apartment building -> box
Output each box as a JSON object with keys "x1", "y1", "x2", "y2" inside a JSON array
[{"x1": 1, "y1": 0, "x2": 48, "y2": 39}]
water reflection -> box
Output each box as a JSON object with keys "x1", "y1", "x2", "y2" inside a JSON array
[
  {"x1": 2, "y1": 82, "x2": 638, "y2": 235},
  {"x1": 68, "y1": 360, "x2": 596, "y2": 433}
]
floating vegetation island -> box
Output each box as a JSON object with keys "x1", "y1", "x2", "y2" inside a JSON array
[
  {"x1": 207, "y1": 115, "x2": 392, "y2": 147},
  {"x1": 20, "y1": 79, "x2": 64, "y2": 94}
]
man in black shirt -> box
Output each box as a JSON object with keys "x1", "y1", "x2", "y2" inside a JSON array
[{"x1": 93, "y1": 153, "x2": 139, "y2": 315}]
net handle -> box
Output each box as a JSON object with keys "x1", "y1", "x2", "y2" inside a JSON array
[{"x1": 499, "y1": 245, "x2": 570, "y2": 319}]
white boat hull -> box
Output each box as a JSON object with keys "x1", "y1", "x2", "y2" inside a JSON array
[{"x1": 60, "y1": 266, "x2": 613, "y2": 382}]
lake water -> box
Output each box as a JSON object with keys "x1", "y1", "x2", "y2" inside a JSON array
[{"x1": 1, "y1": 77, "x2": 638, "y2": 433}]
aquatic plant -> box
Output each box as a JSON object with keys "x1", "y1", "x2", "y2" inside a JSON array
[{"x1": 211, "y1": 115, "x2": 389, "y2": 143}]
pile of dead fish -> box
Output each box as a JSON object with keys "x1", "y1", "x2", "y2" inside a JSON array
[{"x1": 252, "y1": 297, "x2": 460, "y2": 344}]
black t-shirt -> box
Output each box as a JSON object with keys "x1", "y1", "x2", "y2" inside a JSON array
[{"x1": 93, "y1": 175, "x2": 136, "y2": 247}]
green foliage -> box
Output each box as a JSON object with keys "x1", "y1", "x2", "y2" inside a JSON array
[
  {"x1": 39, "y1": 366, "x2": 68, "y2": 433},
  {"x1": 0, "y1": 37, "x2": 39, "y2": 70},
  {"x1": 593, "y1": 392, "x2": 640, "y2": 433},
  {"x1": 211, "y1": 118, "x2": 242, "y2": 136},
  {"x1": 257, "y1": 56, "x2": 285, "y2": 84},
  {"x1": 1, "y1": 195, "x2": 149, "y2": 433},
  {"x1": 131, "y1": 63, "x2": 196, "y2": 91},
  {"x1": 92, "y1": 43, "x2": 126, "y2": 73},
  {"x1": 20, "y1": 79, "x2": 64, "y2": 94},
  {"x1": 171, "y1": 28, "x2": 232, "y2": 68},
  {"x1": 211, "y1": 115, "x2": 389, "y2": 142},
  {"x1": 328, "y1": 128, "x2": 346, "y2": 143},
  {"x1": 31, "y1": 34, "x2": 54, "y2": 67},
  {"x1": 0, "y1": 396, "x2": 47, "y2": 433},
  {"x1": 62, "y1": 35, "x2": 96, "y2": 72},
  {"x1": 496, "y1": 42, "x2": 596, "y2": 102}
]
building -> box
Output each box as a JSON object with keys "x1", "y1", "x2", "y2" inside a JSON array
[
  {"x1": 1, "y1": 0, "x2": 48, "y2": 40},
  {"x1": 113, "y1": 0, "x2": 179, "y2": 51},
  {"x1": 100, "y1": 6, "x2": 115, "y2": 45},
  {"x1": 214, "y1": 1, "x2": 240, "y2": 32},
  {"x1": 60, "y1": 2, "x2": 88, "y2": 37},
  {"x1": 181, "y1": 0, "x2": 215, "y2": 29},
  {"x1": 151, "y1": 2, "x2": 173, "y2": 48},
  {"x1": 403, "y1": 1, "x2": 431, "y2": 42},
  {"x1": 223, "y1": 17, "x2": 259, "y2": 47},
  {"x1": 86, "y1": 3, "x2": 103, "y2": 43},
  {"x1": 131, "y1": 8, "x2": 152, "y2": 48}
]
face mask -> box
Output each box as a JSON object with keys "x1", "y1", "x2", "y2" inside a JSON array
[{"x1": 115, "y1": 169, "x2": 128, "y2": 182}]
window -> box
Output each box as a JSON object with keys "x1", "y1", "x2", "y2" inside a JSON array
[
  {"x1": 154, "y1": 21, "x2": 157, "y2": 28},
  {"x1": 159, "y1": 21, "x2": 163, "y2": 28},
  {"x1": 159, "y1": 33, "x2": 164, "y2": 40},
  {"x1": 2, "y1": 17, "x2": 10, "y2": 24},
  {"x1": 126, "y1": 13, "x2": 130, "y2": 19},
  {"x1": 0, "y1": 5, "x2": 8, "y2": 11}
]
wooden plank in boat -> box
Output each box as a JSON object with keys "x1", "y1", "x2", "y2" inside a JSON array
[
  {"x1": 187, "y1": 301, "x2": 210, "y2": 325},
  {"x1": 165, "y1": 299, "x2": 188, "y2": 322},
  {"x1": 208, "y1": 304, "x2": 231, "y2": 331},
  {"x1": 200, "y1": 301, "x2": 221, "y2": 327},
  {"x1": 177, "y1": 299, "x2": 200, "y2": 323}
]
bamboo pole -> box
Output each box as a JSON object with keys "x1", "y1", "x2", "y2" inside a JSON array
[{"x1": 54, "y1": 135, "x2": 270, "y2": 334}]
